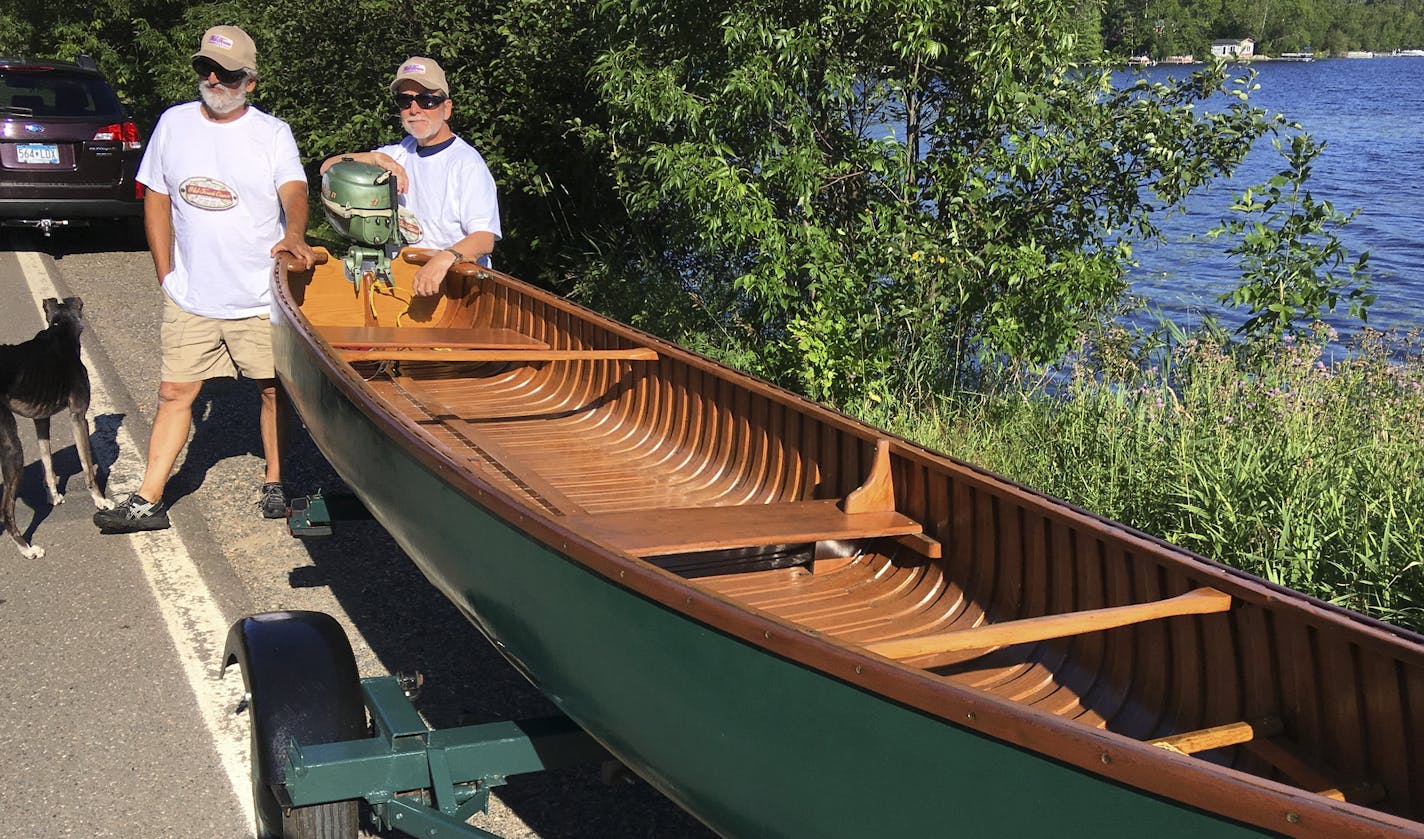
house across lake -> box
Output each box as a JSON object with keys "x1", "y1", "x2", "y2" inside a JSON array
[{"x1": 1211, "y1": 38, "x2": 1255, "y2": 60}]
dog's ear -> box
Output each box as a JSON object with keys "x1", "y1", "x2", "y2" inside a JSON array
[
  {"x1": 42, "y1": 298, "x2": 59, "y2": 320},
  {"x1": 64, "y1": 296, "x2": 84, "y2": 316}
]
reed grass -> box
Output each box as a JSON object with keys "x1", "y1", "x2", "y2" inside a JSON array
[{"x1": 873, "y1": 323, "x2": 1424, "y2": 633}]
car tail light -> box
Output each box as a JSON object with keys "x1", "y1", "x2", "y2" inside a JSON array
[
  {"x1": 93, "y1": 121, "x2": 142, "y2": 150},
  {"x1": 135, "y1": 182, "x2": 146, "y2": 199}
]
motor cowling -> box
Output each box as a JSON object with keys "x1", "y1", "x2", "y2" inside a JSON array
[{"x1": 319, "y1": 159, "x2": 398, "y2": 248}]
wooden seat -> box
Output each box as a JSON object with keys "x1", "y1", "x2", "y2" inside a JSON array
[
  {"x1": 564, "y1": 500, "x2": 925, "y2": 557},
  {"x1": 563, "y1": 437, "x2": 934, "y2": 557},
  {"x1": 397, "y1": 375, "x2": 930, "y2": 558},
  {"x1": 316, "y1": 324, "x2": 548, "y2": 349}
]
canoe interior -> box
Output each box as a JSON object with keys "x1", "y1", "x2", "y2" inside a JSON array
[{"x1": 283, "y1": 252, "x2": 1424, "y2": 835}]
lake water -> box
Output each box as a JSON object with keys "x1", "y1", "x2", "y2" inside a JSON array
[{"x1": 1127, "y1": 57, "x2": 1424, "y2": 337}]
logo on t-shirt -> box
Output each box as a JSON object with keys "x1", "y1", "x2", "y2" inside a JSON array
[{"x1": 178, "y1": 176, "x2": 238, "y2": 210}]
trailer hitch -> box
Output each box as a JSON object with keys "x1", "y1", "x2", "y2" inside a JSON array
[{"x1": 287, "y1": 490, "x2": 374, "y2": 537}]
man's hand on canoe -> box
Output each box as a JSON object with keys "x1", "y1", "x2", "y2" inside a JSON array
[
  {"x1": 272, "y1": 234, "x2": 317, "y2": 270},
  {"x1": 412, "y1": 249, "x2": 457, "y2": 297}
]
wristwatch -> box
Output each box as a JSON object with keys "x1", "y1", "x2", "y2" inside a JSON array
[{"x1": 444, "y1": 247, "x2": 465, "y2": 263}]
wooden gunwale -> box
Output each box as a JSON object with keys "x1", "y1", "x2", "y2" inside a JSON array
[{"x1": 277, "y1": 253, "x2": 1424, "y2": 837}]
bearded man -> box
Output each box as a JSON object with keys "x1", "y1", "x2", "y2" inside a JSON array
[
  {"x1": 320, "y1": 56, "x2": 501, "y2": 297},
  {"x1": 95, "y1": 25, "x2": 315, "y2": 534}
]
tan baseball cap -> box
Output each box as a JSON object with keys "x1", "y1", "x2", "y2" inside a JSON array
[
  {"x1": 389, "y1": 57, "x2": 448, "y2": 97},
  {"x1": 193, "y1": 25, "x2": 257, "y2": 72}
]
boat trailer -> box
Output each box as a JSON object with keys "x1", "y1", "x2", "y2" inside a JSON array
[
  {"x1": 221, "y1": 501, "x2": 623, "y2": 837},
  {"x1": 282, "y1": 674, "x2": 608, "y2": 837},
  {"x1": 225, "y1": 608, "x2": 612, "y2": 839}
]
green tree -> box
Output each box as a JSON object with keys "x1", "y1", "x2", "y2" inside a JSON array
[
  {"x1": 0, "y1": 0, "x2": 193, "y2": 123},
  {"x1": 1210, "y1": 127, "x2": 1372, "y2": 340},
  {"x1": 588, "y1": 0, "x2": 1271, "y2": 406}
]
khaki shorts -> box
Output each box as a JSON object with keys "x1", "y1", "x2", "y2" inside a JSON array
[{"x1": 160, "y1": 296, "x2": 275, "y2": 382}]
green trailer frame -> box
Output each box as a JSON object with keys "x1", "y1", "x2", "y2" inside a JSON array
[{"x1": 276, "y1": 675, "x2": 609, "y2": 838}]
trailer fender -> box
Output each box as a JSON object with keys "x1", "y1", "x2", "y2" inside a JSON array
[{"x1": 222, "y1": 611, "x2": 365, "y2": 831}]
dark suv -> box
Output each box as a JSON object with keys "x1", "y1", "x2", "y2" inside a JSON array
[{"x1": 0, "y1": 55, "x2": 143, "y2": 235}]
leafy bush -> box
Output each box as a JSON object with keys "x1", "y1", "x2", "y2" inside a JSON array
[{"x1": 1210, "y1": 128, "x2": 1373, "y2": 340}]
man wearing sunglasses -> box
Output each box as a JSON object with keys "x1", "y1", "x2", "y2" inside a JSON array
[
  {"x1": 320, "y1": 56, "x2": 500, "y2": 297},
  {"x1": 95, "y1": 25, "x2": 315, "y2": 535}
]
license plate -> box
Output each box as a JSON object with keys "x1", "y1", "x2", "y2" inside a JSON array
[{"x1": 16, "y1": 143, "x2": 60, "y2": 164}]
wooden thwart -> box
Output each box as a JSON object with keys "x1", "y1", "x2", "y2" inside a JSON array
[
  {"x1": 1150, "y1": 718, "x2": 1386, "y2": 804},
  {"x1": 1243, "y1": 738, "x2": 1388, "y2": 805},
  {"x1": 1150, "y1": 716, "x2": 1283, "y2": 755},
  {"x1": 316, "y1": 324, "x2": 548, "y2": 349},
  {"x1": 339, "y1": 347, "x2": 659, "y2": 363},
  {"x1": 320, "y1": 323, "x2": 655, "y2": 362},
  {"x1": 566, "y1": 499, "x2": 925, "y2": 557},
  {"x1": 891, "y1": 531, "x2": 943, "y2": 559},
  {"x1": 866, "y1": 587, "x2": 1233, "y2": 660}
]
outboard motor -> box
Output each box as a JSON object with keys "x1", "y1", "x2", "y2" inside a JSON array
[{"x1": 319, "y1": 158, "x2": 402, "y2": 286}]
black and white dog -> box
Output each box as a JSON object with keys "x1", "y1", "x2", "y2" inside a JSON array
[{"x1": 2, "y1": 297, "x2": 114, "y2": 558}]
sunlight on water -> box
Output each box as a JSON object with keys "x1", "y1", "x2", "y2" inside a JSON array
[{"x1": 1127, "y1": 57, "x2": 1424, "y2": 337}]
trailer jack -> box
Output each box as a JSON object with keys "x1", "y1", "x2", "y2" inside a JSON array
[
  {"x1": 287, "y1": 490, "x2": 373, "y2": 537},
  {"x1": 276, "y1": 676, "x2": 611, "y2": 838}
]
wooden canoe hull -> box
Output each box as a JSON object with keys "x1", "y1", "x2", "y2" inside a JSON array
[
  {"x1": 274, "y1": 316, "x2": 1273, "y2": 837},
  {"x1": 271, "y1": 252, "x2": 1424, "y2": 838}
]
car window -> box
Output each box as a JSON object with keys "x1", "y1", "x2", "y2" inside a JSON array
[{"x1": 0, "y1": 70, "x2": 124, "y2": 118}]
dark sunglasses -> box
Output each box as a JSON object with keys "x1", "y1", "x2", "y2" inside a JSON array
[
  {"x1": 394, "y1": 92, "x2": 447, "y2": 110},
  {"x1": 192, "y1": 59, "x2": 247, "y2": 87}
]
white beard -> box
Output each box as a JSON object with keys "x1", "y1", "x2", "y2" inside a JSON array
[
  {"x1": 402, "y1": 113, "x2": 442, "y2": 143},
  {"x1": 198, "y1": 82, "x2": 247, "y2": 116}
]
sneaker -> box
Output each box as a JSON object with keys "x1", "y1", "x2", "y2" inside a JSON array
[
  {"x1": 94, "y1": 493, "x2": 170, "y2": 533},
  {"x1": 258, "y1": 482, "x2": 289, "y2": 519}
]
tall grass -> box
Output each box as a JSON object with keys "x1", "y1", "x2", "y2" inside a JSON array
[{"x1": 874, "y1": 323, "x2": 1424, "y2": 633}]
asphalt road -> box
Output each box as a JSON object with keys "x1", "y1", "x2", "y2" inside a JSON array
[{"x1": 0, "y1": 227, "x2": 713, "y2": 839}]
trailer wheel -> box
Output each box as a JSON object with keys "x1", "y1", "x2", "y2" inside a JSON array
[
  {"x1": 223, "y1": 612, "x2": 366, "y2": 838},
  {"x1": 247, "y1": 718, "x2": 359, "y2": 839},
  {"x1": 266, "y1": 785, "x2": 356, "y2": 839}
]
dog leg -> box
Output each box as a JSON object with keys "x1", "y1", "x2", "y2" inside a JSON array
[
  {"x1": 33, "y1": 416, "x2": 63, "y2": 506},
  {"x1": 69, "y1": 407, "x2": 113, "y2": 510},
  {"x1": 2, "y1": 410, "x2": 42, "y2": 559}
]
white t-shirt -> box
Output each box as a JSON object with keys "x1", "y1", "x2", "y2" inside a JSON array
[
  {"x1": 137, "y1": 102, "x2": 306, "y2": 319},
  {"x1": 375, "y1": 135, "x2": 501, "y2": 264}
]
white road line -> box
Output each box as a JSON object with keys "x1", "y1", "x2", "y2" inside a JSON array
[{"x1": 15, "y1": 250, "x2": 255, "y2": 836}]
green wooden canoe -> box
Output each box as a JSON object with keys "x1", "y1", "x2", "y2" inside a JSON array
[{"x1": 270, "y1": 249, "x2": 1424, "y2": 838}]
